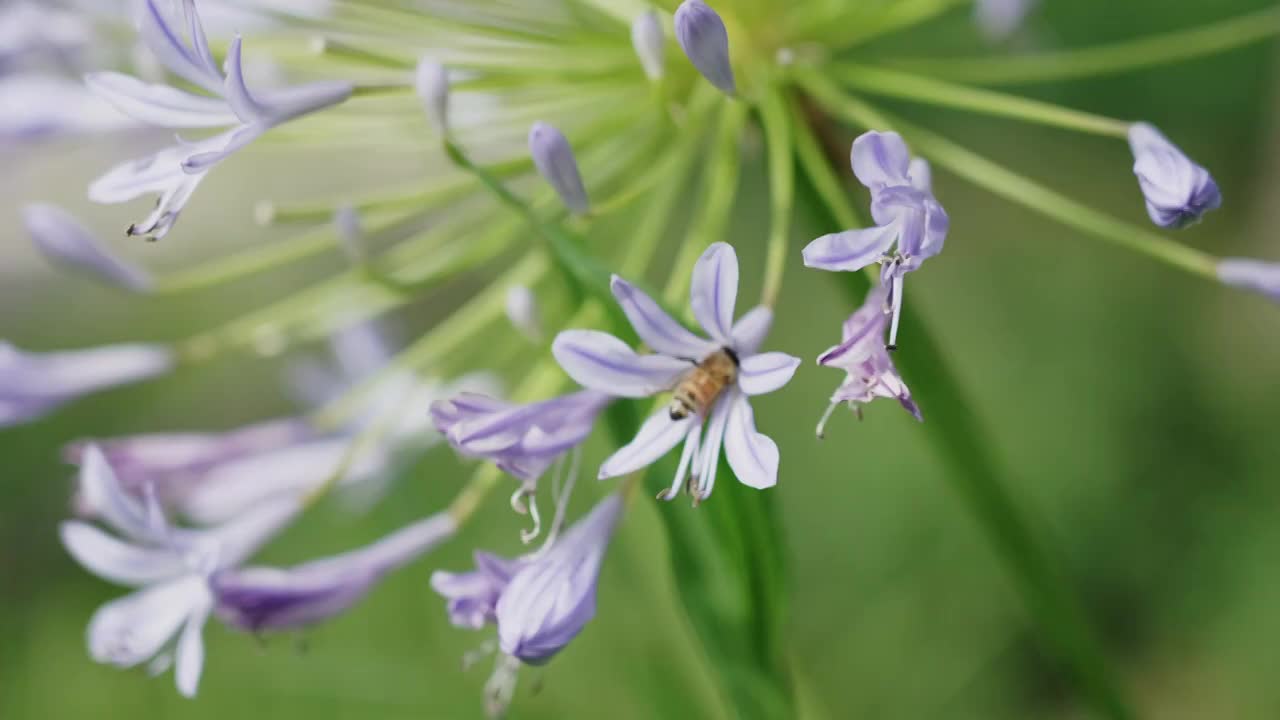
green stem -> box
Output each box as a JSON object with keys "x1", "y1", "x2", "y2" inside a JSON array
[
  {"x1": 831, "y1": 64, "x2": 1131, "y2": 138},
  {"x1": 792, "y1": 112, "x2": 1135, "y2": 720},
  {"x1": 798, "y1": 71, "x2": 1217, "y2": 279},
  {"x1": 889, "y1": 5, "x2": 1280, "y2": 85},
  {"x1": 758, "y1": 85, "x2": 795, "y2": 308}
]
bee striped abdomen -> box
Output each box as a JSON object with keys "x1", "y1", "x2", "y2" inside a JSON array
[{"x1": 668, "y1": 348, "x2": 739, "y2": 420}]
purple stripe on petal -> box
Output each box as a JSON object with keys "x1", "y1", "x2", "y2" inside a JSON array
[
  {"x1": 552, "y1": 330, "x2": 688, "y2": 398},
  {"x1": 737, "y1": 352, "x2": 800, "y2": 396},
  {"x1": 689, "y1": 242, "x2": 739, "y2": 344},
  {"x1": 611, "y1": 276, "x2": 714, "y2": 359},
  {"x1": 723, "y1": 395, "x2": 778, "y2": 490},
  {"x1": 598, "y1": 411, "x2": 692, "y2": 479},
  {"x1": 802, "y1": 224, "x2": 897, "y2": 273}
]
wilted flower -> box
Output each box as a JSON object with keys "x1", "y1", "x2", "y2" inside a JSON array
[
  {"x1": 212, "y1": 512, "x2": 456, "y2": 632},
  {"x1": 528, "y1": 122, "x2": 589, "y2": 215},
  {"x1": 816, "y1": 284, "x2": 921, "y2": 437},
  {"x1": 61, "y1": 446, "x2": 300, "y2": 696},
  {"x1": 803, "y1": 131, "x2": 949, "y2": 349},
  {"x1": 553, "y1": 243, "x2": 799, "y2": 503},
  {"x1": 1127, "y1": 122, "x2": 1221, "y2": 229},
  {"x1": 1217, "y1": 258, "x2": 1280, "y2": 304},
  {"x1": 674, "y1": 1, "x2": 735, "y2": 95},
  {"x1": 23, "y1": 204, "x2": 153, "y2": 292},
  {"x1": 0, "y1": 342, "x2": 172, "y2": 429},
  {"x1": 86, "y1": 0, "x2": 351, "y2": 239}
]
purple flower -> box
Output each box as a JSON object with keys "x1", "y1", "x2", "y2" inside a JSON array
[
  {"x1": 431, "y1": 552, "x2": 525, "y2": 630},
  {"x1": 23, "y1": 204, "x2": 153, "y2": 292},
  {"x1": 631, "y1": 9, "x2": 665, "y2": 81},
  {"x1": 61, "y1": 446, "x2": 300, "y2": 697},
  {"x1": 974, "y1": 0, "x2": 1034, "y2": 41},
  {"x1": 803, "y1": 131, "x2": 948, "y2": 349},
  {"x1": 85, "y1": 0, "x2": 351, "y2": 239},
  {"x1": 674, "y1": 1, "x2": 735, "y2": 95},
  {"x1": 1128, "y1": 122, "x2": 1221, "y2": 229},
  {"x1": 528, "y1": 122, "x2": 590, "y2": 215},
  {"x1": 816, "y1": 285, "x2": 921, "y2": 437},
  {"x1": 1217, "y1": 258, "x2": 1280, "y2": 304},
  {"x1": 552, "y1": 243, "x2": 800, "y2": 503},
  {"x1": 416, "y1": 57, "x2": 449, "y2": 135},
  {"x1": 0, "y1": 342, "x2": 172, "y2": 429},
  {"x1": 212, "y1": 513, "x2": 456, "y2": 632},
  {"x1": 431, "y1": 390, "x2": 612, "y2": 483}
]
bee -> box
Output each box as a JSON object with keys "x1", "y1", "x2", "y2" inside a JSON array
[{"x1": 668, "y1": 347, "x2": 739, "y2": 420}]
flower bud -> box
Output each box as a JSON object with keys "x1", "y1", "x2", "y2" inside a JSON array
[
  {"x1": 974, "y1": 0, "x2": 1033, "y2": 41},
  {"x1": 505, "y1": 285, "x2": 543, "y2": 342},
  {"x1": 1217, "y1": 258, "x2": 1280, "y2": 304},
  {"x1": 333, "y1": 204, "x2": 365, "y2": 264},
  {"x1": 1128, "y1": 122, "x2": 1221, "y2": 229},
  {"x1": 23, "y1": 204, "x2": 153, "y2": 292},
  {"x1": 674, "y1": 0, "x2": 735, "y2": 95},
  {"x1": 416, "y1": 57, "x2": 449, "y2": 136},
  {"x1": 630, "y1": 9, "x2": 665, "y2": 81},
  {"x1": 528, "y1": 122, "x2": 589, "y2": 214}
]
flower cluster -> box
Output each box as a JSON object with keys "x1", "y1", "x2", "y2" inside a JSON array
[{"x1": 7, "y1": 0, "x2": 1277, "y2": 716}]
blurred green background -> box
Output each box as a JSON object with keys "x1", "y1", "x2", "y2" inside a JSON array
[{"x1": 3, "y1": 1, "x2": 1279, "y2": 718}]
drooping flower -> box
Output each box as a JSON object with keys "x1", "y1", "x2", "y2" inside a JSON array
[
  {"x1": 815, "y1": 284, "x2": 921, "y2": 437},
  {"x1": 1217, "y1": 258, "x2": 1280, "y2": 304},
  {"x1": 674, "y1": 1, "x2": 735, "y2": 95},
  {"x1": 803, "y1": 131, "x2": 949, "y2": 349},
  {"x1": 23, "y1": 204, "x2": 153, "y2": 292},
  {"x1": 0, "y1": 342, "x2": 172, "y2": 429},
  {"x1": 528, "y1": 122, "x2": 590, "y2": 215},
  {"x1": 504, "y1": 285, "x2": 543, "y2": 342},
  {"x1": 631, "y1": 9, "x2": 666, "y2": 81},
  {"x1": 212, "y1": 512, "x2": 456, "y2": 632},
  {"x1": 61, "y1": 446, "x2": 300, "y2": 697},
  {"x1": 1127, "y1": 122, "x2": 1221, "y2": 229},
  {"x1": 431, "y1": 552, "x2": 526, "y2": 630},
  {"x1": 552, "y1": 243, "x2": 799, "y2": 503},
  {"x1": 431, "y1": 390, "x2": 612, "y2": 484},
  {"x1": 974, "y1": 0, "x2": 1035, "y2": 41},
  {"x1": 85, "y1": 0, "x2": 351, "y2": 239}
]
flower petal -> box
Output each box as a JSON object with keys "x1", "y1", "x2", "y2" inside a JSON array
[
  {"x1": 174, "y1": 593, "x2": 212, "y2": 697},
  {"x1": 802, "y1": 223, "x2": 898, "y2": 272},
  {"x1": 723, "y1": 396, "x2": 778, "y2": 490},
  {"x1": 137, "y1": 0, "x2": 222, "y2": 94},
  {"x1": 76, "y1": 445, "x2": 166, "y2": 542},
  {"x1": 552, "y1": 330, "x2": 689, "y2": 398},
  {"x1": 729, "y1": 306, "x2": 772, "y2": 356},
  {"x1": 221, "y1": 36, "x2": 265, "y2": 123},
  {"x1": 598, "y1": 411, "x2": 694, "y2": 479},
  {"x1": 87, "y1": 576, "x2": 207, "y2": 669},
  {"x1": 85, "y1": 72, "x2": 235, "y2": 127},
  {"x1": 611, "y1": 276, "x2": 715, "y2": 359},
  {"x1": 851, "y1": 131, "x2": 911, "y2": 190},
  {"x1": 23, "y1": 204, "x2": 154, "y2": 292},
  {"x1": 737, "y1": 352, "x2": 800, "y2": 396},
  {"x1": 60, "y1": 521, "x2": 184, "y2": 587},
  {"x1": 689, "y1": 242, "x2": 739, "y2": 344}
]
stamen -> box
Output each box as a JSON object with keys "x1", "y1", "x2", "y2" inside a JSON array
[
  {"x1": 887, "y1": 271, "x2": 905, "y2": 351},
  {"x1": 533, "y1": 448, "x2": 580, "y2": 557},
  {"x1": 462, "y1": 639, "x2": 497, "y2": 671},
  {"x1": 483, "y1": 654, "x2": 522, "y2": 719},
  {"x1": 511, "y1": 482, "x2": 542, "y2": 545},
  {"x1": 816, "y1": 400, "x2": 841, "y2": 439}
]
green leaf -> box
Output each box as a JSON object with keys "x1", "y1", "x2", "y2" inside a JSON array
[{"x1": 791, "y1": 112, "x2": 1134, "y2": 720}]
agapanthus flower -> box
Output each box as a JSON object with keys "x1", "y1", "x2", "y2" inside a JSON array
[
  {"x1": 212, "y1": 512, "x2": 456, "y2": 632},
  {"x1": 61, "y1": 446, "x2": 300, "y2": 696},
  {"x1": 86, "y1": 0, "x2": 351, "y2": 239},
  {"x1": 1217, "y1": 258, "x2": 1280, "y2": 304},
  {"x1": 0, "y1": 342, "x2": 172, "y2": 429},
  {"x1": 803, "y1": 131, "x2": 948, "y2": 350},
  {"x1": 675, "y1": 1, "x2": 735, "y2": 95},
  {"x1": 431, "y1": 390, "x2": 612, "y2": 484},
  {"x1": 816, "y1": 284, "x2": 921, "y2": 437},
  {"x1": 553, "y1": 243, "x2": 799, "y2": 503},
  {"x1": 1127, "y1": 122, "x2": 1222, "y2": 229},
  {"x1": 23, "y1": 203, "x2": 154, "y2": 292}
]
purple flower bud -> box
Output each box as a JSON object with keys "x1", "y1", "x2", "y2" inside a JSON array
[
  {"x1": 23, "y1": 204, "x2": 153, "y2": 292},
  {"x1": 528, "y1": 122, "x2": 590, "y2": 214},
  {"x1": 815, "y1": 284, "x2": 921, "y2": 437},
  {"x1": 431, "y1": 390, "x2": 612, "y2": 482},
  {"x1": 415, "y1": 57, "x2": 449, "y2": 135},
  {"x1": 0, "y1": 342, "x2": 173, "y2": 429},
  {"x1": 504, "y1": 285, "x2": 543, "y2": 342},
  {"x1": 1128, "y1": 122, "x2": 1221, "y2": 229},
  {"x1": 212, "y1": 513, "x2": 456, "y2": 632},
  {"x1": 1218, "y1": 258, "x2": 1280, "y2": 304},
  {"x1": 674, "y1": 1, "x2": 735, "y2": 95},
  {"x1": 495, "y1": 493, "x2": 624, "y2": 664},
  {"x1": 974, "y1": 0, "x2": 1034, "y2": 41},
  {"x1": 631, "y1": 9, "x2": 665, "y2": 81}
]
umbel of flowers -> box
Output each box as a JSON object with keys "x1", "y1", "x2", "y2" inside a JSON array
[{"x1": 7, "y1": 0, "x2": 1279, "y2": 716}]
